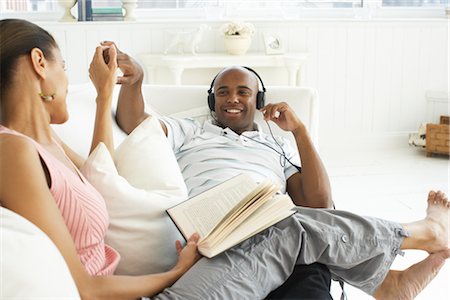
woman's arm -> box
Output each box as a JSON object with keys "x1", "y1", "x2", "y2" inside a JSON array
[
  {"x1": 49, "y1": 45, "x2": 118, "y2": 165},
  {"x1": 88, "y1": 45, "x2": 118, "y2": 155},
  {"x1": 0, "y1": 136, "x2": 200, "y2": 299}
]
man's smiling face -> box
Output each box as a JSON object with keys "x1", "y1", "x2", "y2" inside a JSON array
[{"x1": 213, "y1": 67, "x2": 259, "y2": 135}]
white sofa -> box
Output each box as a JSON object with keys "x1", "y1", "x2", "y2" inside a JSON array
[{"x1": 1, "y1": 84, "x2": 319, "y2": 298}]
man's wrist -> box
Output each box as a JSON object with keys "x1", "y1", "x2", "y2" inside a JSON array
[{"x1": 292, "y1": 123, "x2": 307, "y2": 137}]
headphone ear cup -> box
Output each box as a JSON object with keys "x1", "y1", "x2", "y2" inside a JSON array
[
  {"x1": 256, "y1": 92, "x2": 265, "y2": 109},
  {"x1": 208, "y1": 93, "x2": 216, "y2": 111}
]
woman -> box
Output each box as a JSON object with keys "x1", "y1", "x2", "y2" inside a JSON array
[
  {"x1": 0, "y1": 19, "x2": 200, "y2": 298},
  {"x1": 0, "y1": 19, "x2": 448, "y2": 300}
]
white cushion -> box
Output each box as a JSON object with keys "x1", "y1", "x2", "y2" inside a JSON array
[
  {"x1": 169, "y1": 105, "x2": 211, "y2": 124},
  {"x1": 0, "y1": 207, "x2": 80, "y2": 299},
  {"x1": 80, "y1": 117, "x2": 187, "y2": 275},
  {"x1": 113, "y1": 117, "x2": 187, "y2": 194}
]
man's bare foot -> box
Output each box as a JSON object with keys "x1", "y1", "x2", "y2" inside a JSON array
[
  {"x1": 402, "y1": 191, "x2": 449, "y2": 253},
  {"x1": 423, "y1": 191, "x2": 449, "y2": 253},
  {"x1": 373, "y1": 249, "x2": 450, "y2": 300}
]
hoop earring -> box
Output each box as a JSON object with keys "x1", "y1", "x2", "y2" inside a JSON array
[{"x1": 39, "y1": 92, "x2": 56, "y2": 102}]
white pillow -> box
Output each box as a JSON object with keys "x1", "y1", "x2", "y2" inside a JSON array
[
  {"x1": 169, "y1": 105, "x2": 211, "y2": 124},
  {"x1": 80, "y1": 117, "x2": 187, "y2": 275},
  {"x1": 113, "y1": 117, "x2": 187, "y2": 194},
  {"x1": 0, "y1": 207, "x2": 80, "y2": 299}
]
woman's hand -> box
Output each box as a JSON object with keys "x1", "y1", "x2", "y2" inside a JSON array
[
  {"x1": 88, "y1": 44, "x2": 118, "y2": 155},
  {"x1": 89, "y1": 44, "x2": 118, "y2": 100},
  {"x1": 172, "y1": 233, "x2": 201, "y2": 274}
]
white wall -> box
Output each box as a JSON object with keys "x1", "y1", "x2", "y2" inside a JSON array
[{"x1": 38, "y1": 19, "x2": 449, "y2": 149}]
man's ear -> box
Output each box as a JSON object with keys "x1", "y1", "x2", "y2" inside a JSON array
[{"x1": 29, "y1": 48, "x2": 47, "y2": 80}]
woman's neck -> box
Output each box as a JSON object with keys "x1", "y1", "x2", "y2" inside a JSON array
[{"x1": 1, "y1": 89, "x2": 53, "y2": 144}]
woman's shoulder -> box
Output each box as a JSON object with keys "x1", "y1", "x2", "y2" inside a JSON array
[{"x1": 0, "y1": 133, "x2": 40, "y2": 165}]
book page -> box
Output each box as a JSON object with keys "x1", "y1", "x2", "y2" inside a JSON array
[
  {"x1": 166, "y1": 173, "x2": 258, "y2": 239},
  {"x1": 203, "y1": 180, "x2": 273, "y2": 237},
  {"x1": 199, "y1": 194, "x2": 296, "y2": 258},
  {"x1": 202, "y1": 183, "x2": 279, "y2": 246}
]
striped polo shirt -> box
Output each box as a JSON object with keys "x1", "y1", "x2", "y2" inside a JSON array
[{"x1": 161, "y1": 117, "x2": 300, "y2": 197}]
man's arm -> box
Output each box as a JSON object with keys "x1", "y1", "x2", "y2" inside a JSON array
[
  {"x1": 261, "y1": 102, "x2": 332, "y2": 208},
  {"x1": 287, "y1": 123, "x2": 332, "y2": 208}
]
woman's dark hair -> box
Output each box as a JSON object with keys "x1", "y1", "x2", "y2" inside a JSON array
[{"x1": 0, "y1": 19, "x2": 58, "y2": 97}]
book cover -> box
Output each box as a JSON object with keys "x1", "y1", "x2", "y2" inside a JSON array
[
  {"x1": 92, "y1": 7, "x2": 123, "y2": 15},
  {"x1": 77, "y1": 0, "x2": 92, "y2": 21},
  {"x1": 77, "y1": 0, "x2": 85, "y2": 21},
  {"x1": 86, "y1": 0, "x2": 92, "y2": 21}
]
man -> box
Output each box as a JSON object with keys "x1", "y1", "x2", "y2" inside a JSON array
[{"x1": 109, "y1": 42, "x2": 334, "y2": 299}]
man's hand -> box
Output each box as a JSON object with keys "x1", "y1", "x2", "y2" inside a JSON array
[
  {"x1": 101, "y1": 41, "x2": 144, "y2": 86},
  {"x1": 260, "y1": 102, "x2": 304, "y2": 132}
]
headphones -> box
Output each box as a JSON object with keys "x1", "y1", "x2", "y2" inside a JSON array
[{"x1": 207, "y1": 66, "x2": 266, "y2": 111}]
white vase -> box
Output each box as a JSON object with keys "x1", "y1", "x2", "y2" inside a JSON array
[
  {"x1": 58, "y1": 0, "x2": 77, "y2": 22},
  {"x1": 224, "y1": 35, "x2": 252, "y2": 55},
  {"x1": 121, "y1": 0, "x2": 138, "y2": 21}
]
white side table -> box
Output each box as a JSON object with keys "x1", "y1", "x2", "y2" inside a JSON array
[{"x1": 140, "y1": 53, "x2": 309, "y2": 86}]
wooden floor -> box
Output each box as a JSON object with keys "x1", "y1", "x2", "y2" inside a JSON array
[{"x1": 320, "y1": 145, "x2": 449, "y2": 300}]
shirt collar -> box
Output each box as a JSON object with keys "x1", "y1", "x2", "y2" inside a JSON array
[{"x1": 203, "y1": 119, "x2": 263, "y2": 137}]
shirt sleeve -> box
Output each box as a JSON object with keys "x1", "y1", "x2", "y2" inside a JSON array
[{"x1": 160, "y1": 116, "x2": 199, "y2": 153}]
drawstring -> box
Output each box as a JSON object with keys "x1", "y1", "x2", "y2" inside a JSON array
[
  {"x1": 339, "y1": 280, "x2": 347, "y2": 300},
  {"x1": 334, "y1": 201, "x2": 346, "y2": 299}
]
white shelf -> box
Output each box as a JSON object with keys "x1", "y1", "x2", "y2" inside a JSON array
[{"x1": 140, "y1": 52, "x2": 309, "y2": 86}]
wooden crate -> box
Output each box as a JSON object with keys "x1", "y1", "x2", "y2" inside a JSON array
[{"x1": 426, "y1": 116, "x2": 450, "y2": 157}]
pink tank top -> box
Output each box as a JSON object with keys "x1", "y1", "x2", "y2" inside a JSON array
[{"x1": 0, "y1": 126, "x2": 120, "y2": 276}]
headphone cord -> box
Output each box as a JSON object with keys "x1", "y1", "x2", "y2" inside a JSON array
[
  {"x1": 244, "y1": 122, "x2": 336, "y2": 209},
  {"x1": 241, "y1": 121, "x2": 302, "y2": 173}
]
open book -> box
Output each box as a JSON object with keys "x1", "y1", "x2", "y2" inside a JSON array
[{"x1": 166, "y1": 173, "x2": 296, "y2": 258}]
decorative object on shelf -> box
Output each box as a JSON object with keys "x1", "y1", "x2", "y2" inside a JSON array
[
  {"x1": 164, "y1": 24, "x2": 210, "y2": 55},
  {"x1": 58, "y1": 0, "x2": 78, "y2": 22},
  {"x1": 263, "y1": 32, "x2": 284, "y2": 55},
  {"x1": 220, "y1": 21, "x2": 255, "y2": 55},
  {"x1": 223, "y1": 36, "x2": 252, "y2": 56},
  {"x1": 121, "y1": 0, "x2": 138, "y2": 21}
]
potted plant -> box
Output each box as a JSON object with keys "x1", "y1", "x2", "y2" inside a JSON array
[{"x1": 220, "y1": 21, "x2": 255, "y2": 55}]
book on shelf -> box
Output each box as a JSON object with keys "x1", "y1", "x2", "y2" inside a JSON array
[
  {"x1": 91, "y1": 7, "x2": 123, "y2": 15},
  {"x1": 92, "y1": 16, "x2": 124, "y2": 21},
  {"x1": 91, "y1": 7, "x2": 124, "y2": 21},
  {"x1": 92, "y1": 15, "x2": 124, "y2": 21},
  {"x1": 77, "y1": 0, "x2": 92, "y2": 21},
  {"x1": 166, "y1": 173, "x2": 296, "y2": 258}
]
